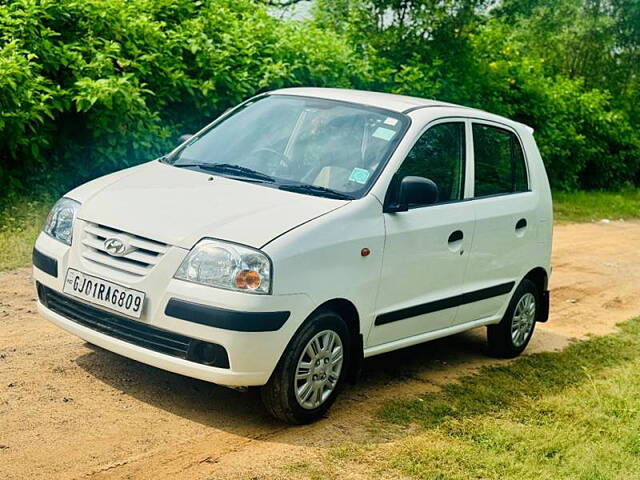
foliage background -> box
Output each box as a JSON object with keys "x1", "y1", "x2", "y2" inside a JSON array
[{"x1": 1, "y1": 0, "x2": 639, "y2": 200}]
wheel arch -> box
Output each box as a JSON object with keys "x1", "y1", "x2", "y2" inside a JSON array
[
  {"x1": 523, "y1": 266, "x2": 548, "y2": 291},
  {"x1": 275, "y1": 298, "x2": 363, "y2": 385},
  {"x1": 313, "y1": 298, "x2": 363, "y2": 383}
]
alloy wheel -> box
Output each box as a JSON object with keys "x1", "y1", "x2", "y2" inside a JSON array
[
  {"x1": 294, "y1": 330, "x2": 344, "y2": 410},
  {"x1": 511, "y1": 292, "x2": 536, "y2": 347}
]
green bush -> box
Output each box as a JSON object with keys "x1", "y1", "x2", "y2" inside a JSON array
[
  {"x1": 369, "y1": 20, "x2": 640, "y2": 190},
  {"x1": 314, "y1": 0, "x2": 640, "y2": 191},
  {"x1": 0, "y1": 0, "x2": 368, "y2": 194},
  {"x1": 0, "y1": 0, "x2": 638, "y2": 195}
]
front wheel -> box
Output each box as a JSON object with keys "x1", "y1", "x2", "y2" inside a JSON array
[
  {"x1": 487, "y1": 279, "x2": 539, "y2": 358},
  {"x1": 260, "y1": 309, "x2": 350, "y2": 424}
]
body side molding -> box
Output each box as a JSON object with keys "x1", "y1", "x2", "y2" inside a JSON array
[{"x1": 375, "y1": 282, "x2": 515, "y2": 326}]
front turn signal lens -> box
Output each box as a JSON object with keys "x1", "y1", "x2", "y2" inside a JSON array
[{"x1": 235, "y1": 269, "x2": 262, "y2": 290}]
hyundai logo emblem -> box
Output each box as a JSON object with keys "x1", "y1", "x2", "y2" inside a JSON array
[{"x1": 103, "y1": 237, "x2": 129, "y2": 257}]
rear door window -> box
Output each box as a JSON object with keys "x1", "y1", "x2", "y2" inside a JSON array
[{"x1": 472, "y1": 124, "x2": 528, "y2": 197}]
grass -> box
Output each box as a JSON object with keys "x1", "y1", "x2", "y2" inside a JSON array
[
  {"x1": 377, "y1": 320, "x2": 639, "y2": 426},
  {"x1": 553, "y1": 189, "x2": 640, "y2": 223},
  {"x1": 0, "y1": 198, "x2": 52, "y2": 271},
  {"x1": 289, "y1": 318, "x2": 640, "y2": 480}
]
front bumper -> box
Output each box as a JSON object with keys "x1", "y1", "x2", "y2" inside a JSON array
[{"x1": 32, "y1": 231, "x2": 315, "y2": 386}]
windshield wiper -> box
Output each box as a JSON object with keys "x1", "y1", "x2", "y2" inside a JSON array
[
  {"x1": 174, "y1": 163, "x2": 275, "y2": 183},
  {"x1": 278, "y1": 183, "x2": 354, "y2": 200}
]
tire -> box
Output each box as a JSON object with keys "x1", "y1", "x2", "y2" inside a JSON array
[
  {"x1": 260, "y1": 309, "x2": 351, "y2": 424},
  {"x1": 487, "y1": 279, "x2": 539, "y2": 358}
]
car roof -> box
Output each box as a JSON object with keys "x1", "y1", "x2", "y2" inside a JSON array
[{"x1": 269, "y1": 87, "x2": 533, "y2": 133}]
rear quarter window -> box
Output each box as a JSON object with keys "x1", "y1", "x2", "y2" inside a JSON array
[{"x1": 473, "y1": 124, "x2": 528, "y2": 197}]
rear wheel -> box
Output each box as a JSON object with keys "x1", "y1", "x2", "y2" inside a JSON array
[
  {"x1": 260, "y1": 309, "x2": 350, "y2": 424},
  {"x1": 487, "y1": 279, "x2": 539, "y2": 358}
]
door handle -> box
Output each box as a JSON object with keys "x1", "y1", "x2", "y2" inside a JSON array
[
  {"x1": 515, "y1": 218, "x2": 527, "y2": 230},
  {"x1": 448, "y1": 230, "x2": 463, "y2": 243}
]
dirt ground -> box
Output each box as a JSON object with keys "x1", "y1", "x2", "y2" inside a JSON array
[{"x1": 2, "y1": 221, "x2": 640, "y2": 480}]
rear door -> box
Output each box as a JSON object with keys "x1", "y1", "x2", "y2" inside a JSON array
[
  {"x1": 368, "y1": 120, "x2": 475, "y2": 347},
  {"x1": 455, "y1": 120, "x2": 538, "y2": 324}
]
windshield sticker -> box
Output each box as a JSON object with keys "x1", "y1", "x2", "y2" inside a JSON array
[
  {"x1": 349, "y1": 167, "x2": 370, "y2": 184},
  {"x1": 372, "y1": 127, "x2": 396, "y2": 141},
  {"x1": 384, "y1": 117, "x2": 399, "y2": 126}
]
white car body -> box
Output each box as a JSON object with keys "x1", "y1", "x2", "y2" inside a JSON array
[{"x1": 33, "y1": 88, "x2": 552, "y2": 394}]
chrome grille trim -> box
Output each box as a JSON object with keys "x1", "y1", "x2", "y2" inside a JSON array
[
  {"x1": 81, "y1": 222, "x2": 169, "y2": 277},
  {"x1": 84, "y1": 224, "x2": 168, "y2": 254}
]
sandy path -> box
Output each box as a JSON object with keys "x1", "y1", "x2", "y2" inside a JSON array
[{"x1": 2, "y1": 221, "x2": 640, "y2": 479}]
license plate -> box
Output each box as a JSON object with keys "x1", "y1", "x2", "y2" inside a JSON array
[{"x1": 63, "y1": 268, "x2": 145, "y2": 319}]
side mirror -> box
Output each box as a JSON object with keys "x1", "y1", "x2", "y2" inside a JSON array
[
  {"x1": 178, "y1": 134, "x2": 194, "y2": 144},
  {"x1": 385, "y1": 176, "x2": 438, "y2": 212}
]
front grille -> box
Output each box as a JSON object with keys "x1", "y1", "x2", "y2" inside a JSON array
[
  {"x1": 37, "y1": 284, "x2": 229, "y2": 368},
  {"x1": 81, "y1": 222, "x2": 169, "y2": 277}
]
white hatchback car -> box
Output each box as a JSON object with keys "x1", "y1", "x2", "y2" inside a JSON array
[{"x1": 33, "y1": 88, "x2": 552, "y2": 423}]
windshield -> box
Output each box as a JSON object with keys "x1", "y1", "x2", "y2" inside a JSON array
[{"x1": 170, "y1": 95, "x2": 409, "y2": 198}]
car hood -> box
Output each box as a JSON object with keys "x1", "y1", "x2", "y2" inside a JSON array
[{"x1": 72, "y1": 161, "x2": 348, "y2": 249}]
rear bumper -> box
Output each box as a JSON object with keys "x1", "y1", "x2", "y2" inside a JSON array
[{"x1": 33, "y1": 232, "x2": 315, "y2": 387}]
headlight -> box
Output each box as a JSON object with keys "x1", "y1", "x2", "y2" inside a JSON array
[
  {"x1": 175, "y1": 239, "x2": 272, "y2": 294},
  {"x1": 43, "y1": 197, "x2": 81, "y2": 245}
]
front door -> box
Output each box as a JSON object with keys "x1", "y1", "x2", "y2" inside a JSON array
[{"x1": 368, "y1": 121, "x2": 475, "y2": 347}]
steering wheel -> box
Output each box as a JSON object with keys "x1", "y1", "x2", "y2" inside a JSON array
[{"x1": 245, "y1": 147, "x2": 289, "y2": 177}]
